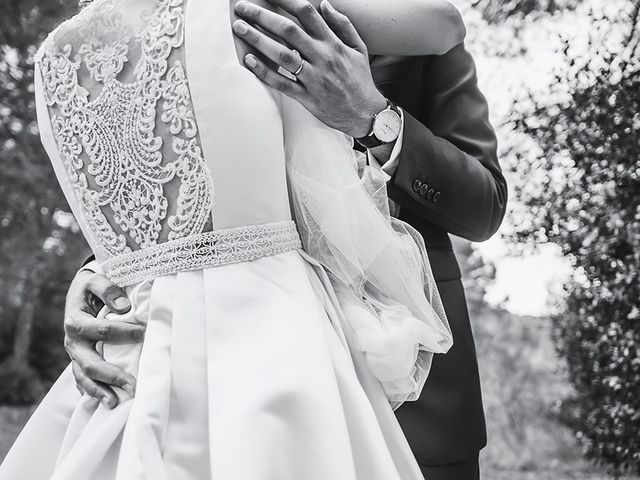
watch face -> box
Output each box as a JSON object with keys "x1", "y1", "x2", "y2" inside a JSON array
[{"x1": 373, "y1": 108, "x2": 402, "y2": 143}]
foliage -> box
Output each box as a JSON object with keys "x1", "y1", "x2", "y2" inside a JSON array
[
  {"x1": 509, "y1": 3, "x2": 640, "y2": 476},
  {"x1": 471, "y1": 0, "x2": 582, "y2": 24},
  {"x1": 0, "y1": 0, "x2": 89, "y2": 404}
]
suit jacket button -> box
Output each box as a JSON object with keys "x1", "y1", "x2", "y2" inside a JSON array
[
  {"x1": 433, "y1": 191, "x2": 441, "y2": 203},
  {"x1": 419, "y1": 184, "x2": 429, "y2": 197},
  {"x1": 412, "y1": 179, "x2": 422, "y2": 193},
  {"x1": 427, "y1": 188, "x2": 436, "y2": 200}
]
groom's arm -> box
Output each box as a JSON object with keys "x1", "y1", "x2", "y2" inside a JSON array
[
  {"x1": 61, "y1": 255, "x2": 139, "y2": 408},
  {"x1": 385, "y1": 44, "x2": 507, "y2": 242}
]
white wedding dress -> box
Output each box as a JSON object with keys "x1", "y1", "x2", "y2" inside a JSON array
[{"x1": 0, "y1": 0, "x2": 456, "y2": 478}]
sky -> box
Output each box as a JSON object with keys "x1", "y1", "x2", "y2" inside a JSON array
[{"x1": 476, "y1": 237, "x2": 572, "y2": 316}]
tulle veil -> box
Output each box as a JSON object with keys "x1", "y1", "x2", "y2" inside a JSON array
[{"x1": 281, "y1": 96, "x2": 453, "y2": 409}]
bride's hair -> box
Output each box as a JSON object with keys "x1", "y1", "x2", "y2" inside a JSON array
[{"x1": 78, "y1": 0, "x2": 93, "y2": 9}]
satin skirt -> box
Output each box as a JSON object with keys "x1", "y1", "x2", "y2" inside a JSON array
[{"x1": 0, "y1": 251, "x2": 424, "y2": 480}]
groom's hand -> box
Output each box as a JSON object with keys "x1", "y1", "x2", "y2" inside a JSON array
[
  {"x1": 64, "y1": 270, "x2": 142, "y2": 408},
  {"x1": 233, "y1": 0, "x2": 387, "y2": 139}
]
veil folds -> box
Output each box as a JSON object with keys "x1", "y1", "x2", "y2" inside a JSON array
[{"x1": 281, "y1": 97, "x2": 453, "y2": 409}]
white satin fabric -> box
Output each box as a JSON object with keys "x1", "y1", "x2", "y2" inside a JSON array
[
  {"x1": 0, "y1": 0, "x2": 435, "y2": 478},
  {"x1": 1, "y1": 252, "x2": 423, "y2": 479}
]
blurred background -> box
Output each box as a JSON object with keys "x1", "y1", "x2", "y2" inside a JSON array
[{"x1": 0, "y1": 0, "x2": 638, "y2": 478}]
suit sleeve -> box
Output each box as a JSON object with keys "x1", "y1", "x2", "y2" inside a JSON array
[
  {"x1": 81, "y1": 257, "x2": 100, "y2": 273},
  {"x1": 387, "y1": 43, "x2": 507, "y2": 242}
]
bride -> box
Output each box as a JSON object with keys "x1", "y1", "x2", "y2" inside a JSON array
[{"x1": 0, "y1": 0, "x2": 462, "y2": 478}]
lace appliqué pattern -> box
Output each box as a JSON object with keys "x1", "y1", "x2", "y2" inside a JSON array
[
  {"x1": 103, "y1": 221, "x2": 303, "y2": 287},
  {"x1": 35, "y1": 0, "x2": 213, "y2": 256}
]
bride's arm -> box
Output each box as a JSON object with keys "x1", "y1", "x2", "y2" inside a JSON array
[{"x1": 309, "y1": 0, "x2": 465, "y2": 55}]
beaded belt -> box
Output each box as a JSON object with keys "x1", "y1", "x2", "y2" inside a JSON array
[{"x1": 102, "y1": 221, "x2": 302, "y2": 287}]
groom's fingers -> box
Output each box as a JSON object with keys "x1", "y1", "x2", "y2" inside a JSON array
[
  {"x1": 243, "y1": 53, "x2": 306, "y2": 97},
  {"x1": 233, "y1": 20, "x2": 307, "y2": 76},
  {"x1": 319, "y1": 0, "x2": 366, "y2": 53},
  {"x1": 81, "y1": 271, "x2": 131, "y2": 314},
  {"x1": 65, "y1": 310, "x2": 145, "y2": 343},
  {"x1": 257, "y1": 0, "x2": 331, "y2": 38},
  {"x1": 72, "y1": 361, "x2": 118, "y2": 408},
  {"x1": 235, "y1": 1, "x2": 316, "y2": 57},
  {"x1": 66, "y1": 339, "x2": 136, "y2": 401}
]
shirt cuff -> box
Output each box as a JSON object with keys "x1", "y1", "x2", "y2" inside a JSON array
[{"x1": 366, "y1": 107, "x2": 405, "y2": 181}]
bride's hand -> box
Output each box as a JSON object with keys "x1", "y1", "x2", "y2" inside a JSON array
[
  {"x1": 64, "y1": 270, "x2": 143, "y2": 408},
  {"x1": 233, "y1": 0, "x2": 387, "y2": 139}
]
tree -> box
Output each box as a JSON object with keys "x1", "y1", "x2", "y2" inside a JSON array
[
  {"x1": 471, "y1": 0, "x2": 582, "y2": 24},
  {"x1": 0, "y1": 0, "x2": 89, "y2": 404},
  {"x1": 508, "y1": 2, "x2": 640, "y2": 476}
]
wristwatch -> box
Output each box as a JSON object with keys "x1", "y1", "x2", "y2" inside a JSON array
[{"x1": 355, "y1": 100, "x2": 402, "y2": 149}]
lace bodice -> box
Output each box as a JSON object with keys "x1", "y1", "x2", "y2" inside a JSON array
[{"x1": 35, "y1": 0, "x2": 293, "y2": 264}]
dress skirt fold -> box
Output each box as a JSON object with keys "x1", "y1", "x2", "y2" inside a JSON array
[{"x1": 0, "y1": 251, "x2": 423, "y2": 480}]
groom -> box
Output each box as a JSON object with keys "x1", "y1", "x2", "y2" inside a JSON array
[{"x1": 61, "y1": 1, "x2": 507, "y2": 479}]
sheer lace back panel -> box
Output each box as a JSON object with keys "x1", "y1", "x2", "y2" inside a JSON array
[
  {"x1": 35, "y1": 0, "x2": 214, "y2": 259},
  {"x1": 35, "y1": 0, "x2": 294, "y2": 266}
]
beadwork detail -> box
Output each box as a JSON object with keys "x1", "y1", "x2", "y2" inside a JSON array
[
  {"x1": 35, "y1": 0, "x2": 213, "y2": 256},
  {"x1": 103, "y1": 221, "x2": 302, "y2": 286}
]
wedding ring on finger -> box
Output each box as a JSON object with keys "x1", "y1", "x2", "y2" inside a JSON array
[
  {"x1": 283, "y1": 50, "x2": 305, "y2": 81},
  {"x1": 292, "y1": 56, "x2": 305, "y2": 77}
]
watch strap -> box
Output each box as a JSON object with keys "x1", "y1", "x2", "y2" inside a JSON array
[
  {"x1": 356, "y1": 132, "x2": 385, "y2": 149},
  {"x1": 355, "y1": 100, "x2": 400, "y2": 148}
]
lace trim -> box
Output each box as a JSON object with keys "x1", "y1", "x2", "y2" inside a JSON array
[{"x1": 102, "y1": 221, "x2": 302, "y2": 286}]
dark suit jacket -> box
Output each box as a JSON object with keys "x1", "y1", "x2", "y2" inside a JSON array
[{"x1": 370, "y1": 44, "x2": 508, "y2": 465}]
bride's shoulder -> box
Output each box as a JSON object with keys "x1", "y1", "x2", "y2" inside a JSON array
[{"x1": 35, "y1": 0, "x2": 135, "y2": 65}]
